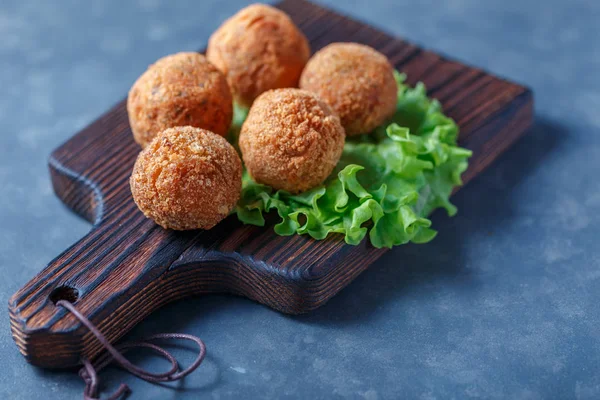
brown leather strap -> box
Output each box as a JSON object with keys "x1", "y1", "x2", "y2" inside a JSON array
[{"x1": 57, "y1": 300, "x2": 206, "y2": 400}]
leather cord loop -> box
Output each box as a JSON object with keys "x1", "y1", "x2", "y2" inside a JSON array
[{"x1": 56, "y1": 300, "x2": 206, "y2": 400}]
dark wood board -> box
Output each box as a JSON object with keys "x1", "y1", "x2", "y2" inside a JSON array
[{"x1": 9, "y1": 0, "x2": 533, "y2": 368}]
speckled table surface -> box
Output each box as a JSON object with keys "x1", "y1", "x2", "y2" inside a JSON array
[{"x1": 1, "y1": 0, "x2": 599, "y2": 398}]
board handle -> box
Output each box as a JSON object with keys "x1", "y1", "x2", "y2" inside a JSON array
[
  {"x1": 7, "y1": 184, "x2": 297, "y2": 370},
  {"x1": 8, "y1": 204, "x2": 210, "y2": 368}
]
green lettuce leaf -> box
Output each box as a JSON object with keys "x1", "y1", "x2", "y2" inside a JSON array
[{"x1": 231, "y1": 72, "x2": 472, "y2": 248}]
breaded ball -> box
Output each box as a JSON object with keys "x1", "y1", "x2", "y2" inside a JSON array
[
  {"x1": 300, "y1": 42, "x2": 398, "y2": 136},
  {"x1": 130, "y1": 126, "x2": 242, "y2": 230},
  {"x1": 127, "y1": 52, "x2": 233, "y2": 147},
  {"x1": 206, "y1": 4, "x2": 310, "y2": 108},
  {"x1": 239, "y1": 89, "x2": 345, "y2": 194}
]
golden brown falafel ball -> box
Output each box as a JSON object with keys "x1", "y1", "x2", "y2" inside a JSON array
[
  {"x1": 127, "y1": 52, "x2": 233, "y2": 147},
  {"x1": 299, "y1": 42, "x2": 398, "y2": 136},
  {"x1": 206, "y1": 4, "x2": 310, "y2": 108},
  {"x1": 239, "y1": 88, "x2": 345, "y2": 194},
  {"x1": 130, "y1": 126, "x2": 242, "y2": 230}
]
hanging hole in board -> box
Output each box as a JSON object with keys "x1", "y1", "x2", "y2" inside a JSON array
[{"x1": 49, "y1": 285, "x2": 79, "y2": 305}]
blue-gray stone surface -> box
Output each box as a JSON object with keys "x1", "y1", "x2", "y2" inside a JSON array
[{"x1": 1, "y1": 0, "x2": 598, "y2": 398}]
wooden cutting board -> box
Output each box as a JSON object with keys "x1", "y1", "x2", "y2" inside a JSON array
[{"x1": 9, "y1": 0, "x2": 533, "y2": 368}]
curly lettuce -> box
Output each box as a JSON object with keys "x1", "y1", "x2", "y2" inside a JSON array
[{"x1": 232, "y1": 72, "x2": 471, "y2": 248}]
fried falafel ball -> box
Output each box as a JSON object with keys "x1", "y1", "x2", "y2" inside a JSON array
[
  {"x1": 130, "y1": 126, "x2": 242, "y2": 230},
  {"x1": 127, "y1": 52, "x2": 233, "y2": 147},
  {"x1": 239, "y1": 88, "x2": 345, "y2": 194},
  {"x1": 299, "y1": 42, "x2": 398, "y2": 136},
  {"x1": 206, "y1": 4, "x2": 310, "y2": 108}
]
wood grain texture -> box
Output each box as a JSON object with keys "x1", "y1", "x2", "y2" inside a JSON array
[{"x1": 8, "y1": 0, "x2": 533, "y2": 368}]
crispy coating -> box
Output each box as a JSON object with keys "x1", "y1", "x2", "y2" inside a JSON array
[
  {"x1": 206, "y1": 4, "x2": 310, "y2": 108},
  {"x1": 130, "y1": 126, "x2": 242, "y2": 230},
  {"x1": 239, "y1": 88, "x2": 345, "y2": 194},
  {"x1": 299, "y1": 42, "x2": 398, "y2": 136},
  {"x1": 127, "y1": 52, "x2": 233, "y2": 147}
]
